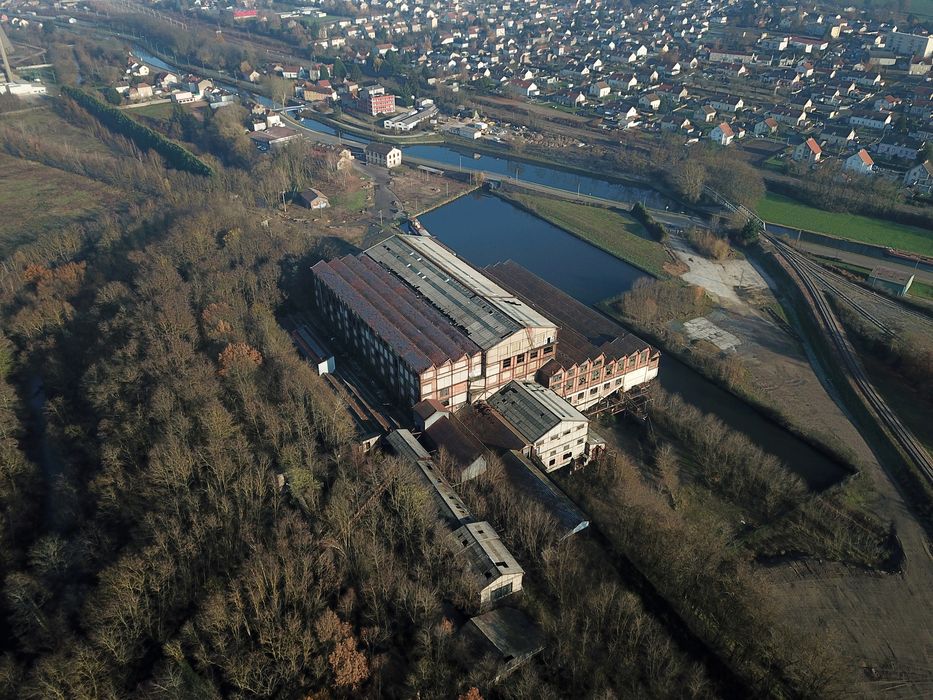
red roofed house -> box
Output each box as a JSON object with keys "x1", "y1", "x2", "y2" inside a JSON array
[
  {"x1": 844, "y1": 148, "x2": 874, "y2": 175},
  {"x1": 710, "y1": 122, "x2": 734, "y2": 146},
  {"x1": 793, "y1": 137, "x2": 822, "y2": 164}
]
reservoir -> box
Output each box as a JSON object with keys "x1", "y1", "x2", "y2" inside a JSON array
[
  {"x1": 420, "y1": 191, "x2": 649, "y2": 305},
  {"x1": 422, "y1": 192, "x2": 849, "y2": 490}
]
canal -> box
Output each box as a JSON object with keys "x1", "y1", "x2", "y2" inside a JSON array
[{"x1": 421, "y1": 192, "x2": 849, "y2": 490}]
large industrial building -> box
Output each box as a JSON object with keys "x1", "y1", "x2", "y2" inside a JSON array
[
  {"x1": 485, "y1": 261, "x2": 659, "y2": 411},
  {"x1": 312, "y1": 235, "x2": 558, "y2": 410}
]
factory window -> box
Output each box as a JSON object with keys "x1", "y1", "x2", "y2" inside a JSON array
[
  {"x1": 589, "y1": 388, "x2": 598, "y2": 395},
  {"x1": 543, "y1": 345, "x2": 553, "y2": 355},
  {"x1": 566, "y1": 367, "x2": 575, "y2": 376},
  {"x1": 439, "y1": 386, "x2": 450, "y2": 398},
  {"x1": 594, "y1": 358, "x2": 603, "y2": 366},
  {"x1": 577, "y1": 392, "x2": 584, "y2": 400},
  {"x1": 549, "y1": 458, "x2": 556, "y2": 467},
  {"x1": 563, "y1": 452, "x2": 572, "y2": 461},
  {"x1": 502, "y1": 358, "x2": 511, "y2": 369},
  {"x1": 530, "y1": 350, "x2": 539, "y2": 359},
  {"x1": 491, "y1": 582, "x2": 513, "y2": 601},
  {"x1": 578, "y1": 378, "x2": 586, "y2": 387},
  {"x1": 616, "y1": 379, "x2": 622, "y2": 386},
  {"x1": 564, "y1": 382, "x2": 573, "y2": 392},
  {"x1": 577, "y1": 438, "x2": 584, "y2": 445},
  {"x1": 516, "y1": 353, "x2": 525, "y2": 364},
  {"x1": 591, "y1": 371, "x2": 599, "y2": 380}
]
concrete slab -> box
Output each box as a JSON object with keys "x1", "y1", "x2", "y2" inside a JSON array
[
  {"x1": 683, "y1": 316, "x2": 741, "y2": 351},
  {"x1": 669, "y1": 234, "x2": 768, "y2": 307}
]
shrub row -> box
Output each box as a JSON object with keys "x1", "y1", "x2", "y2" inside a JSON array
[
  {"x1": 61, "y1": 86, "x2": 214, "y2": 177},
  {"x1": 630, "y1": 202, "x2": 669, "y2": 242}
]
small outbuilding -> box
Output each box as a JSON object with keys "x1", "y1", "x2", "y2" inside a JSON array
[
  {"x1": 867, "y1": 267, "x2": 914, "y2": 297},
  {"x1": 465, "y1": 607, "x2": 544, "y2": 680},
  {"x1": 296, "y1": 187, "x2": 330, "y2": 209}
]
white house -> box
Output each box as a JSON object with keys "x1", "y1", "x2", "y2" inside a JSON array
[
  {"x1": 695, "y1": 104, "x2": 716, "y2": 123},
  {"x1": 589, "y1": 81, "x2": 611, "y2": 98},
  {"x1": 710, "y1": 122, "x2": 734, "y2": 146},
  {"x1": 904, "y1": 160, "x2": 933, "y2": 193},
  {"x1": 365, "y1": 142, "x2": 402, "y2": 168},
  {"x1": 754, "y1": 117, "x2": 779, "y2": 136},
  {"x1": 844, "y1": 149, "x2": 875, "y2": 175},
  {"x1": 639, "y1": 93, "x2": 661, "y2": 111}
]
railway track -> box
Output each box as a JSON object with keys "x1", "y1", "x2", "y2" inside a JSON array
[
  {"x1": 772, "y1": 237, "x2": 933, "y2": 337},
  {"x1": 765, "y1": 232, "x2": 933, "y2": 484}
]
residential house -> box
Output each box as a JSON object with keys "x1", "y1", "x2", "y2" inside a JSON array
[
  {"x1": 710, "y1": 122, "x2": 734, "y2": 146},
  {"x1": 848, "y1": 110, "x2": 892, "y2": 131},
  {"x1": 365, "y1": 142, "x2": 402, "y2": 168},
  {"x1": 507, "y1": 79, "x2": 539, "y2": 98},
  {"x1": 876, "y1": 135, "x2": 925, "y2": 162},
  {"x1": 754, "y1": 117, "x2": 779, "y2": 136},
  {"x1": 708, "y1": 94, "x2": 744, "y2": 113},
  {"x1": 589, "y1": 81, "x2": 611, "y2": 99},
  {"x1": 793, "y1": 137, "x2": 822, "y2": 164},
  {"x1": 844, "y1": 149, "x2": 875, "y2": 175},
  {"x1": 904, "y1": 160, "x2": 933, "y2": 193},
  {"x1": 820, "y1": 123, "x2": 857, "y2": 149},
  {"x1": 639, "y1": 93, "x2": 661, "y2": 111},
  {"x1": 695, "y1": 104, "x2": 716, "y2": 123}
]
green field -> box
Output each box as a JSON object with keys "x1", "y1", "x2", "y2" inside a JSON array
[
  {"x1": 0, "y1": 153, "x2": 123, "y2": 256},
  {"x1": 756, "y1": 192, "x2": 933, "y2": 258},
  {"x1": 330, "y1": 188, "x2": 367, "y2": 212},
  {"x1": 498, "y1": 191, "x2": 670, "y2": 277}
]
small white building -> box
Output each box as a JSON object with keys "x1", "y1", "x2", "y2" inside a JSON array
[
  {"x1": 904, "y1": 161, "x2": 933, "y2": 193},
  {"x1": 793, "y1": 137, "x2": 822, "y2": 164}
]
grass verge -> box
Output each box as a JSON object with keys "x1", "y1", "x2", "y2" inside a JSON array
[
  {"x1": 496, "y1": 190, "x2": 670, "y2": 277},
  {"x1": 756, "y1": 192, "x2": 933, "y2": 258}
]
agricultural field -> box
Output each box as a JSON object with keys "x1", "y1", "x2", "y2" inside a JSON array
[
  {"x1": 756, "y1": 192, "x2": 933, "y2": 258},
  {"x1": 497, "y1": 191, "x2": 671, "y2": 277}
]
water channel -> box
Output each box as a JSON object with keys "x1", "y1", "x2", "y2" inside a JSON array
[{"x1": 421, "y1": 193, "x2": 849, "y2": 490}]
